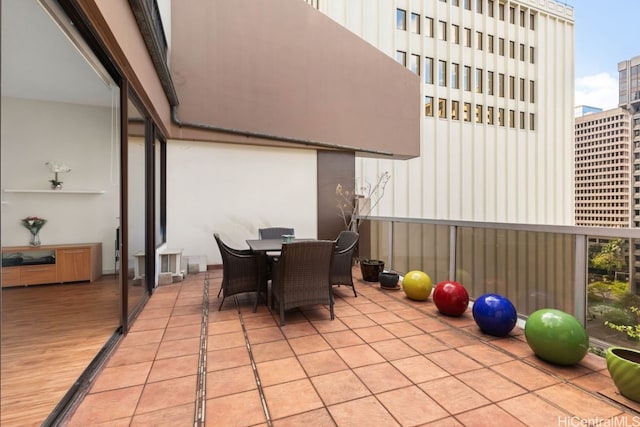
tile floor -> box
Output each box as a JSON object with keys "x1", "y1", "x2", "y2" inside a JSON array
[{"x1": 65, "y1": 269, "x2": 640, "y2": 426}]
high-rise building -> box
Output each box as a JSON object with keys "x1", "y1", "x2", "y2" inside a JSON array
[
  {"x1": 307, "y1": 0, "x2": 575, "y2": 225},
  {"x1": 574, "y1": 108, "x2": 631, "y2": 227},
  {"x1": 619, "y1": 56, "x2": 640, "y2": 227}
]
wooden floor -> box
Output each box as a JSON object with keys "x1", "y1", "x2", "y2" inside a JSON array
[{"x1": 1, "y1": 276, "x2": 121, "y2": 427}]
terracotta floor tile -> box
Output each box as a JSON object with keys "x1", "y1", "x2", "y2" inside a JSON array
[
  {"x1": 458, "y1": 342, "x2": 517, "y2": 366},
  {"x1": 410, "y1": 317, "x2": 450, "y2": 333},
  {"x1": 381, "y1": 321, "x2": 424, "y2": 338},
  {"x1": 366, "y1": 311, "x2": 404, "y2": 325},
  {"x1": 339, "y1": 314, "x2": 377, "y2": 329},
  {"x1": 168, "y1": 313, "x2": 203, "y2": 328},
  {"x1": 571, "y1": 371, "x2": 617, "y2": 393},
  {"x1": 242, "y1": 313, "x2": 278, "y2": 330},
  {"x1": 207, "y1": 318, "x2": 242, "y2": 335},
  {"x1": 580, "y1": 351, "x2": 608, "y2": 371},
  {"x1": 207, "y1": 346, "x2": 251, "y2": 371},
  {"x1": 207, "y1": 331, "x2": 246, "y2": 351},
  {"x1": 118, "y1": 329, "x2": 166, "y2": 348},
  {"x1": 328, "y1": 395, "x2": 400, "y2": 427},
  {"x1": 393, "y1": 307, "x2": 430, "y2": 321},
  {"x1": 491, "y1": 360, "x2": 560, "y2": 391},
  {"x1": 206, "y1": 389, "x2": 266, "y2": 426},
  {"x1": 431, "y1": 328, "x2": 479, "y2": 347},
  {"x1": 272, "y1": 408, "x2": 335, "y2": 427},
  {"x1": 280, "y1": 321, "x2": 318, "y2": 338},
  {"x1": 353, "y1": 362, "x2": 412, "y2": 393},
  {"x1": 354, "y1": 302, "x2": 386, "y2": 314},
  {"x1": 310, "y1": 370, "x2": 371, "y2": 406},
  {"x1": 130, "y1": 402, "x2": 194, "y2": 427},
  {"x1": 333, "y1": 305, "x2": 362, "y2": 317},
  {"x1": 288, "y1": 334, "x2": 331, "y2": 355},
  {"x1": 524, "y1": 355, "x2": 592, "y2": 380},
  {"x1": 263, "y1": 378, "x2": 324, "y2": 420},
  {"x1": 377, "y1": 385, "x2": 449, "y2": 425},
  {"x1": 298, "y1": 349, "x2": 349, "y2": 377},
  {"x1": 135, "y1": 307, "x2": 174, "y2": 321},
  {"x1": 391, "y1": 355, "x2": 451, "y2": 383},
  {"x1": 419, "y1": 376, "x2": 490, "y2": 414},
  {"x1": 426, "y1": 349, "x2": 483, "y2": 375},
  {"x1": 207, "y1": 308, "x2": 240, "y2": 322},
  {"x1": 370, "y1": 338, "x2": 420, "y2": 361},
  {"x1": 246, "y1": 325, "x2": 286, "y2": 344},
  {"x1": 323, "y1": 329, "x2": 365, "y2": 348},
  {"x1": 498, "y1": 393, "x2": 575, "y2": 426},
  {"x1": 156, "y1": 337, "x2": 200, "y2": 359},
  {"x1": 457, "y1": 368, "x2": 527, "y2": 401},
  {"x1": 256, "y1": 357, "x2": 307, "y2": 386},
  {"x1": 310, "y1": 318, "x2": 349, "y2": 333},
  {"x1": 251, "y1": 340, "x2": 294, "y2": 363},
  {"x1": 128, "y1": 317, "x2": 168, "y2": 332},
  {"x1": 206, "y1": 365, "x2": 257, "y2": 398},
  {"x1": 171, "y1": 305, "x2": 203, "y2": 317},
  {"x1": 163, "y1": 323, "x2": 202, "y2": 341},
  {"x1": 490, "y1": 335, "x2": 532, "y2": 357},
  {"x1": 401, "y1": 334, "x2": 449, "y2": 354},
  {"x1": 90, "y1": 361, "x2": 153, "y2": 393},
  {"x1": 106, "y1": 343, "x2": 159, "y2": 367},
  {"x1": 335, "y1": 344, "x2": 386, "y2": 368},
  {"x1": 135, "y1": 375, "x2": 197, "y2": 415},
  {"x1": 536, "y1": 383, "x2": 624, "y2": 419},
  {"x1": 147, "y1": 354, "x2": 199, "y2": 383},
  {"x1": 454, "y1": 404, "x2": 527, "y2": 426},
  {"x1": 352, "y1": 325, "x2": 396, "y2": 343},
  {"x1": 66, "y1": 386, "x2": 143, "y2": 426},
  {"x1": 173, "y1": 296, "x2": 202, "y2": 307}
]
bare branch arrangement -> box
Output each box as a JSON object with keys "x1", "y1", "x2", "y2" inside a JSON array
[{"x1": 335, "y1": 171, "x2": 391, "y2": 232}]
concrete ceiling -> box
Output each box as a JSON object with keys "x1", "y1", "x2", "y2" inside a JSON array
[{"x1": 1, "y1": 0, "x2": 114, "y2": 107}]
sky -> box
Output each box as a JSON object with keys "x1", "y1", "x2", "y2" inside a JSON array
[{"x1": 573, "y1": 0, "x2": 640, "y2": 110}]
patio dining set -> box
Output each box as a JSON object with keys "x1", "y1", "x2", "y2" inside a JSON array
[{"x1": 214, "y1": 228, "x2": 359, "y2": 325}]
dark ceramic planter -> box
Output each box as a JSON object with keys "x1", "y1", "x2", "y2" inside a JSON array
[
  {"x1": 360, "y1": 259, "x2": 384, "y2": 282},
  {"x1": 379, "y1": 271, "x2": 400, "y2": 288}
]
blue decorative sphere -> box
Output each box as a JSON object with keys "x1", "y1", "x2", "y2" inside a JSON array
[
  {"x1": 524, "y1": 308, "x2": 588, "y2": 366},
  {"x1": 472, "y1": 293, "x2": 518, "y2": 337}
]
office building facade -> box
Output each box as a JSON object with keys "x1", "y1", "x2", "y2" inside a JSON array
[{"x1": 308, "y1": 0, "x2": 576, "y2": 225}]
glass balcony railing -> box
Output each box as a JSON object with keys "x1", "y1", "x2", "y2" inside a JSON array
[{"x1": 359, "y1": 216, "x2": 640, "y2": 350}]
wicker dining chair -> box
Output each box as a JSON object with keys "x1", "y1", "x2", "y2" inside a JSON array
[
  {"x1": 258, "y1": 227, "x2": 295, "y2": 240},
  {"x1": 271, "y1": 240, "x2": 335, "y2": 326},
  {"x1": 213, "y1": 233, "x2": 263, "y2": 312},
  {"x1": 330, "y1": 231, "x2": 359, "y2": 297}
]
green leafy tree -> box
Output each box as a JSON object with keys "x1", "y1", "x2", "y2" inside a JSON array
[{"x1": 591, "y1": 238, "x2": 627, "y2": 276}]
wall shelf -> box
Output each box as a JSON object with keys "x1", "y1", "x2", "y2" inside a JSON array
[{"x1": 4, "y1": 189, "x2": 105, "y2": 194}]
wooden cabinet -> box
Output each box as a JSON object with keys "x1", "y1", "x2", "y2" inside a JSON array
[{"x1": 1, "y1": 243, "x2": 102, "y2": 287}]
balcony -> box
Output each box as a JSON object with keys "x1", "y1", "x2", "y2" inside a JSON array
[{"x1": 67, "y1": 218, "x2": 640, "y2": 426}]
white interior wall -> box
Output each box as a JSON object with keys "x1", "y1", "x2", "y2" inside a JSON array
[
  {"x1": 1, "y1": 97, "x2": 120, "y2": 272},
  {"x1": 165, "y1": 140, "x2": 318, "y2": 266}
]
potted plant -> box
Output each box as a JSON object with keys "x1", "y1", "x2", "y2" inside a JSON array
[
  {"x1": 604, "y1": 306, "x2": 640, "y2": 403},
  {"x1": 336, "y1": 172, "x2": 390, "y2": 281},
  {"x1": 360, "y1": 259, "x2": 385, "y2": 282}
]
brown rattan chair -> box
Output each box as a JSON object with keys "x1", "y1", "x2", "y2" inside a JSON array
[
  {"x1": 214, "y1": 233, "x2": 263, "y2": 312},
  {"x1": 258, "y1": 227, "x2": 295, "y2": 240},
  {"x1": 271, "y1": 240, "x2": 335, "y2": 325},
  {"x1": 330, "y1": 231, "x2": 359, "y2": 297}
]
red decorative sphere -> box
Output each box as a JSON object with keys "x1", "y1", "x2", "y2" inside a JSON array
[{"x1": 432, "y1": 281, "x2": 469, "y2": 316}]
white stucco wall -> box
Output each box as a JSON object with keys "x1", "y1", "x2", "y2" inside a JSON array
[{"x1": 165, "y1": 140, "x2": 318, "y2": 266}]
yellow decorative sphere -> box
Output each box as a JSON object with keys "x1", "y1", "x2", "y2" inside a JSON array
[{"x1": 402, "y1": 270, "x2": 433, "y2": 301}]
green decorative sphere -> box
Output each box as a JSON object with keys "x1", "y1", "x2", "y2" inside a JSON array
[
  {"x1": 402, "y1": 270, "x2": 433, "y2": 301},
  {"x1": 524, "y1": 308, "x2": 589, "y2": 365}
]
